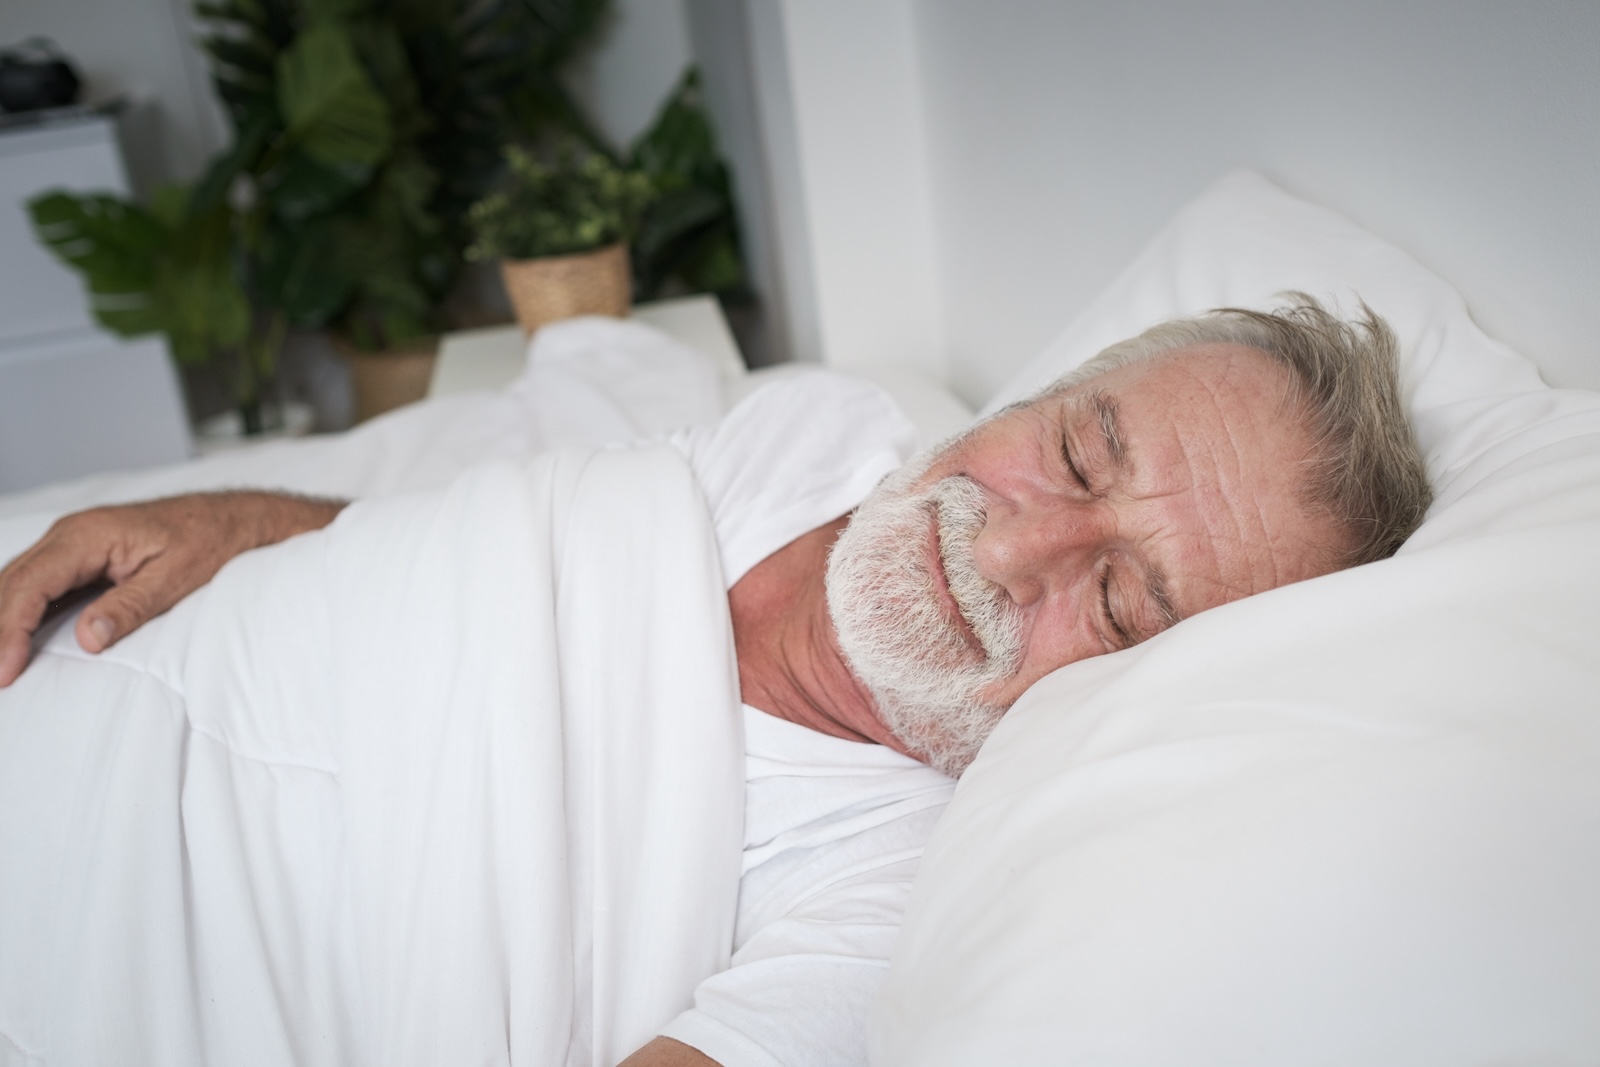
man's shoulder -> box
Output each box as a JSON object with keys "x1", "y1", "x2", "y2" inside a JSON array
[{"x1": 672, "y1": 370, "x2": 920, "y2": 584}]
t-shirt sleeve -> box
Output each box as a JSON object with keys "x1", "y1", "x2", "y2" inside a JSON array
[
  {"x1": 657, "y1": 807, "x2": 945, "y2": 1067},
  {"x1": 667, "y1": 371, "x2": 921, "y2": 586}
]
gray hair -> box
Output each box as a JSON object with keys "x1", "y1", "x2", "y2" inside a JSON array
[{"x1": 1041, "y1": 294, "x2": 1432, "y2": 567}]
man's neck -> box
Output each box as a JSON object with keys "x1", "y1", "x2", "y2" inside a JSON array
[{"x1": 728, "y1": 515, "x2": 908, "y2": 753}]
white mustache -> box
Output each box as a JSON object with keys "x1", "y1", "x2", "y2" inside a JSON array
[{"x1": 825, "y1": 465, "x2": 1024, "y2": 777}]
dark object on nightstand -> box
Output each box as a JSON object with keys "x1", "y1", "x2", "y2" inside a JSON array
[{"x1": 0, "y1": 39, "x2": 82, "y2": 113}]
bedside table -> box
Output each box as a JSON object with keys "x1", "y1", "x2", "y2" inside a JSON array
[{"x1": 429, "y1": 294, "x2": 746, "y2": 399}]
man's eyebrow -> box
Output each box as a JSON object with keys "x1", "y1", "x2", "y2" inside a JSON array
[{"x1": 1088, "y1": 391, "x2": 1126, "y2": 470}]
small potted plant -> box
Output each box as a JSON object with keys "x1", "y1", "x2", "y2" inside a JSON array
[{"x1": 466, "y1": 146, "x2": 654, "y2": 335}]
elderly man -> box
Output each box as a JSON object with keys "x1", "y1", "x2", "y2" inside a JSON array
[{"x1": 0, "y1": 297, "x2": 1430, "y2": 1067}]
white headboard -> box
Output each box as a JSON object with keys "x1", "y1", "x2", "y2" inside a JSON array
[{"x1": 719, "y1": 0, "x2": 1600, "y2": 407}]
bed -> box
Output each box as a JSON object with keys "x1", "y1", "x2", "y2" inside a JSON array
[{"x1": 2, "y1": 173, "x2": 1598, "y2": 1065}]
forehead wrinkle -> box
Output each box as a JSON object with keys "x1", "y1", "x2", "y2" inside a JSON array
[
  {"x1": 1189, "y1": 361, "x2": 1323, "y2": 599},
  {"x1": 1138, "y1": 364, "x2": 1261, "y2": 613}
]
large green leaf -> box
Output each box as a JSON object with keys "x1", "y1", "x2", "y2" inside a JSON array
[
  {"x1": 372, "y1": 151, "x2": 440, "y2": 234},
  {"x1": 28, "y1": 189, "x2": 250, "y2": 361},
  {"x1": 632, "y1": 185, "x2": 722, "y2": 260},
  {"x1": 188, "y1": 100, "x2": 274, "y2": 216},
  {"x1": 328, "y1": 207, "x2": 436, "y2": 347},
  {"x1": 349, "y1": 21, "x2": 427, "y2": 143},
  {"x1": 199, "y1": 0, "x2": 294, "y2": 129},
  {"x1": 302, "y1": 0, "x2": 371, "y2": 22},
  {"x1": 29, "y1": 192, "x2": 166, "y2": 334},
  {"x1": 277, "y1": 23, "x2": 392, "y2": 171},
  {"x1": 155, "y1": 198, "x2": 251, "y2": 364},
  {"x1": 627, "y1": 68, "x2": 748, "y2": 300},
  {"x1": 257, "y1": 218, "x2": 352, "y2": 326},
  {"x1": 630, "y1": 69, "x2": 717, "y2": 186},
  {"x1": 265, "y1": 148, "x2": 369, "y2": 221},
  {"x1": 157, "y1": 257, "x2": 251, "y2": 365}
]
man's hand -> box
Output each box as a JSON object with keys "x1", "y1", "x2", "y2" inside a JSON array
[{"x1": 0, "y1": 491, "x2": 345, "y2": 687}]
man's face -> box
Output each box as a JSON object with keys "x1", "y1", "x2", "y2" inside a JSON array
[{"x1": 827, "y1": 343, "x2": 1350, "y2": 774}]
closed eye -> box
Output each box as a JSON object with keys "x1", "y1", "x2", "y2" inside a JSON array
[
  {"x1": 1060, "y1": 432, "x2": 1088, "y2": 489},
  {"x1": 1099, "y1": 568, "x2": 1132, "y2": 647}
]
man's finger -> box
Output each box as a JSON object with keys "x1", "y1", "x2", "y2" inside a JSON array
[
  {"x1": 74, "y1": 557, "x2": 201, "y2": 655},
  {"x1": 75, "y1": 582, "x2": 160, "y2": 655},
  {"x1": 0, "y1": 629, "x2": 31, "y2": 688},
  {"x1": 0, "y1": 526, "x2": 118, "y2": 620},
  {"x1": 0, "y1": 543, "x2": 115, "y2": 686}
]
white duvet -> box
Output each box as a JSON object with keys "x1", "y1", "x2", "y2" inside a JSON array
[{"x1": 0, "y1": 445, "x2": 744, "y2": 1067}]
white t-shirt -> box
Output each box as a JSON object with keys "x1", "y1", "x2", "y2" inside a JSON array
[{"x1": 659, "y1": 372, "x2": 959, "y2": 1067}]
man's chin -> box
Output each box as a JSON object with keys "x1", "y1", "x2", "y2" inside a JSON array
[{"x1": 872, "y1": 690, "x2": 1008, "y2": 778}]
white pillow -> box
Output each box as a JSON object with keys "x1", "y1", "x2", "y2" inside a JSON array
[{"x1": 872, "y1": 173, "x2": 1600, "y2": 1065}]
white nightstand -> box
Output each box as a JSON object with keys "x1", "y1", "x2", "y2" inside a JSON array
[{"x1": 429, "y1": 294, "x2": 746, "y2": 399}]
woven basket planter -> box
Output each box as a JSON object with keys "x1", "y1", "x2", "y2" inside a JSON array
[
  {"x1": 336, "y1": 336, "x2": 439, "y2": 425},
  {"x1": 499, "y1": 241, "x2": 631, "y2": 336}
]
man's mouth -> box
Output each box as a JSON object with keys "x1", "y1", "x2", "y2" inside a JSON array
[{"x1": 924, "y1": 503, "x2": 985, "y2": 657}]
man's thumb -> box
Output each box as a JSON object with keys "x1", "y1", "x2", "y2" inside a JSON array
[
  {"x1": 79, "y1": 612, "x2": 117, "y2": 653},
  {"x1": 77, "y1": 570, "x2": 187, "y2": 654},
  {"x1": 78, "y1": 583, "x2": 155, "y2": 653}
]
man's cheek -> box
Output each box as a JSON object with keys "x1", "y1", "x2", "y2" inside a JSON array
[{"x1": 1018, "y1": 608, "x2": 1098, "y2": 687}]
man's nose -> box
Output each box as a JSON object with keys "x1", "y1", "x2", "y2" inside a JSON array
[{"x1": 970, "y1": 499, "x2": 1105, "y2": 606}]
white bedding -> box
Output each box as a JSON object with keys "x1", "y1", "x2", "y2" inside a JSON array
[{"x1": 0, "y1": 445, "x2": 744, "y2": 1066}]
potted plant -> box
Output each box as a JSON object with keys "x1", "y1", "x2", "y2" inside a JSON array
[
  {"x1": 194, "y1": 0, "x2": 632, "y2": 421},
  {"x1": 463, "y1": 67, "x2": 753, "y2": 339},
  {"x1": 31, "y1": 0, "x2": 625, "y2": 430},
  {"x1": 466, "y1": 145, "x2": 652, "y2": 335},
  {"x1": 29, "y1": 5, "x2": 437, "y2": 433},
  {"x1": 193, "y1": 3, "x2": 451, "y2": 425}
]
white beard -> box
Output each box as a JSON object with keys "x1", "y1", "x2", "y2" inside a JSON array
[{"x1": 824, "y1": 458, "x2": 1024, "y2": 777}]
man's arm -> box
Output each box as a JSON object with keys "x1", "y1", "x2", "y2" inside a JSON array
[
  {"x1": 0, "y1": 491, "x2": 345, "y2": 687},
  {"x1": 617, "y1": 1037, "x2": 721, "y2": 1067}
]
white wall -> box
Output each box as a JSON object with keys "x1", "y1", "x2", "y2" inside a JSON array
[
  {"x1": 728, "y1": 0, "x2": 944, "y2": 376},
  {"x1": 910, "y1": 0, "x2": 1600, "y2": 404},
  {"x1": 564, "y1": 0, "x2": 696, "y2": 150},
  {"x1": 775, "y1": 0, "x2": 942, "y2": 376}
]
